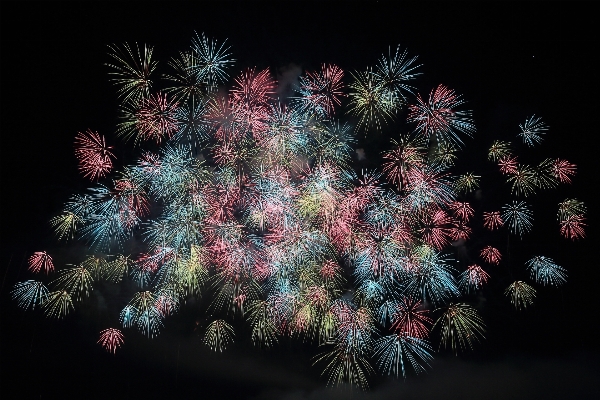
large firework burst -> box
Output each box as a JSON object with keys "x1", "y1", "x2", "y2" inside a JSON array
[{"x1": 11, "y1": 32, "x2": 586, "y2": 389}]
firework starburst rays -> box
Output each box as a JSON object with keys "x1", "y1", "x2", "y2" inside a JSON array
[
  {"x1": 107, "y1": 42, "x2": 157, "y2": 103},
  {"x1": 12, "y1": 34, "x2": 586, "y2": 389},
  {"x1": 407, "y1": 85, "x2": 475, "y2": 148}
]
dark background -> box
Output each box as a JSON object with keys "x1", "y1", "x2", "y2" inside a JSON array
[{"x1": 1, "y1": 2, "x2": 598, "y2": 399}]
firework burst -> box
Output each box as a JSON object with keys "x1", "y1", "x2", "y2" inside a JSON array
[
  {"x1": 75, "y1": 130, "x2": 116, "y2": 181},
  {"x1": 28, "y1": 251, "x2": 54, "y2": 274},
  {"x1": 98, "y1": 328, "x2": 125, "y2": 354},
  {"x1": 407, "y1": 84, "x2": 475, "y2": 148}
]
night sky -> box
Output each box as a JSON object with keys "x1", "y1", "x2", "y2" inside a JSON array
[{"x1": 1, "y1": 2, "x2": 599, "y2": 399}]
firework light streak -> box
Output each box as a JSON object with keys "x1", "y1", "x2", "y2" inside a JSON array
[
  {"x1": 43, "y1": 290, "x2": 74, "y2": 319},
  {"x1": 435, "y1": 303, "x2": 485, "y2": 353},
  {"x1": 294, "y1": 64, "x2": 345, "y2": 119},
  {"x1": 106, "y1": 42, "x2": 156, "y2": 104},
  {"x1": 135, "y1": 92, "x2": 179, "y2": 144},
  {"x1": 407, "y1": 84, "x2": 475, "y2": 148},
  {"x1": 204, "y1": 319, "x2": 235, "y2": 352},
  {"x1": 488, "y1": 140, "x2": 512, "y2": 162},
  {"x1": 526, "y1": 256, "x2": 567, "y2": 287},
  {"x1": 27, "y1": 252, "x2": 54, "y2": 274},
  {"x1": 75, "y1": 130, "x2": 116, "y2": 181},
  {"x1": 518, "y1": 115, "x2": 547, "y2": 147},
  {"x1": 98, "y1": 328, "x2": 125, "y2": 354},
  {"x1": 480, "y1": 246, "x2": 502, "y2": 265},
  {"x1": 11, "y1": 280, "x2": 49, "y2": 310},
  {"x1": 505, "y1": 281, "x2": 536, "y2": 310},
  {"x1": 558, "y1": 199, "x2": 587, "y2": 240},
  {"x1": 502, "y1": 201, "x2": 533, "y2": 238},
  {"x1": 11, "y1": 33, "x2": 587, "y2": 389}
]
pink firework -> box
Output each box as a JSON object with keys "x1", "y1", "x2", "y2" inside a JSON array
[
  {"x1": 480, "y1": 246, "x2": 502, "y2": 265},
  {"x1": 230, "y1": 67, "x2": 275, "y2": 136},
  {"x1": 404, "y1": 166, "x2": 455, "y2": 211},
  {"x1": 552, "y1": 159, "x2": 577, "y2": 184},
  {"x1": 136, "y1": 92, "x2": 179, "y2": 143},
  {"x1": 231, "y1": 67, "x2": 276, "y2": 109},
  {"x1": 391, "y1": 216, "x2": 415, "y2": 245},
  {"x1": 448, "y1": 201, "x2": 474, "y2": 223},
  {"x1": 327, "y1": 212, "x2": 358, "y2": 253},
  {"x1": 482, "y1": 211, "x2": 504, "y2": 231},
  {"x1": 560, "y1": 214, "x2": 587, "y2": 240},
  {"x1": 202, "y1": 183, "x2": 240, "y2": 224},
  {"x1": 498, "y1": 156, "x2": 518, "y2": 175},
  {"x1": 449, "y1": 221, "x2": 472, "y2": 241},
  {"x1": 306, "y1": 286, "x2": 329, "y2": 309},
  {"x1": 206, "y1": 95, "x2": 253, "y2": 142},
  {"x1": 326, "y1": 185, "x2": 367, "y2": 250},
  {"x1": 74, "y1": 129, "x2": 116, "y2": 181},
  {"x1": 98, "y1": 328, "x2": 125, "y2": 354},
  {"x1": 28, "y1": 251, "x2": 54, "y2": 274},
  {"x1": 212, "y1": 140, "x2": 245, "y2": 167},
  {"x1": 320, "y1": 260, "x2": 342, "y2": 281}
]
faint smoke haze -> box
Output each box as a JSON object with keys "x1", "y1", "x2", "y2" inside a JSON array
[
  {"x1": 276, "y1": 63, "x2": 302, "y2": 100},
  {"x1": 252, "y1": 352, "x2": 600, "y2": 400}
]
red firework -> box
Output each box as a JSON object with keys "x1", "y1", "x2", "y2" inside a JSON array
[
  {"x1": 480, "y1": 246, "x2": 502, "y2": 265},
  {"x1": 74, "y1": 129, "x2": 116, "y2": 181},
  {"x1": 419, "y1": 208, "x2": 452, "y2": 250},
  {"x1": 136, "y1": 92, "x2": 179, "y2": 143},
  {"x1": 464, "y1": 264, "x2": 490, "y2": 290},
  {"x1": 390, "y1": 297, "x2": 432, "y2": 339},
  {"x1": 450, "y1": 221, "x2": 472, "y2": 241},
  {"x1": 230, "y1": 68, "x2": 275, "y2": 137},
  {"x1": 382, "y1": 138, "x2": 425, "y2": 190},
  {"x1": 231, "y1": 67, "x2": 276, "y2": 108},
  {"x1": 560, "y1": 214, "x2": 587, "y2": 240},
  {"x1": 98, "y1": 328, "x2": 125, "y2": 354},
  {"x1": 482, "y1": 211, "x2": 504, "y2": 231},
  {"x1": 155, "y1": 292, "x2": 178, "y2": 318},
  {"x1": 449, "y1": 201, "x2": 474, "y2": 223},
  {"x1": 28, "y1": 251, "x2": 54, "y2": 274},
  {"x1": 114, "y1": 178, "x2": 150, "y2": 220}
]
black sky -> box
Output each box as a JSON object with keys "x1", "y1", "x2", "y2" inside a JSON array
[{"x1": 1, "y1": 2, "x2": 599, "y2": 399}]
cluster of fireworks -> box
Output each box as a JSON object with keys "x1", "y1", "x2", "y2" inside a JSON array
[{"x1": 12, "y1": 33, "x2": 586, "y2": 387}]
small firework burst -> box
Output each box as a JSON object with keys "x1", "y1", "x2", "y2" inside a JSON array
[
  {"x1": 98, "y1": 328, "x2": 125, "y2": 354},
  {"x1": 75, "y1": 130, "x2": 116, "y2": 181},
  {"x1": 28, "y1": 251, "x2": 54, "y2": 274}
]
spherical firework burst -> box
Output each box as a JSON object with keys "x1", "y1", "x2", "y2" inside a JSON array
[{"x1": 12, "y1": 32, "x2": 587, "y2": 390}]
